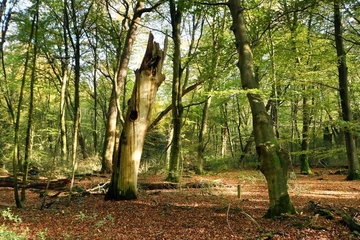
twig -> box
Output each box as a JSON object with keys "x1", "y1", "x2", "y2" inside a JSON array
[
  {"x1": 240, "y1": 210, "x2": 264, "y2": 232},
  {"x1": 227, "y1": 204, "x2": 238, "y2": 239}
]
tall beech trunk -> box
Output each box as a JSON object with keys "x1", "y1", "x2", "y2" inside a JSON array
[
  {"x1": 167, "y1": 0, "x2": 183, "y2": 182},
  {"x1": 334, "y1": 0, "x2": 360, "y2": 180},
  {"x1": 102, "y1": 2, "x2": 144, "y2": 173},
  {"x1": 106, "y1": 33, "x2": 166, "y2": 200},
  {"x1": 227, "y1": 0, "x2": 295, "y2": 217}
]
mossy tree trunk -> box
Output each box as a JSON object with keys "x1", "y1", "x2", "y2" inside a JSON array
[
  {"x1": 227, "y1": 0, "x2": 296, "y2": 218},
  {"x1": 106, "y1": 33, "x2": 166, "y2": 200}
]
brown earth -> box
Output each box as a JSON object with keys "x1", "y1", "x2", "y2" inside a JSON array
[{"x1": 0, "y1": 169, "x2": 360, "y2": 239}]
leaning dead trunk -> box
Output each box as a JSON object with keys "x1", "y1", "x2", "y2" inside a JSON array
[
  {"x1": 105, "y1": 33, "x2": 166, "y2": 200},
  {"x1": 227, "y1": 0, "x2": 296, "y2": 217}
]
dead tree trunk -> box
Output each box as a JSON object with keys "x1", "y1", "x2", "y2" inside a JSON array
[{"x1": 105, "y1": 33, "x2": 166, "y2": 200}]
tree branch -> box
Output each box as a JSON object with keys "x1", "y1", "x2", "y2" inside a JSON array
[{"x1": 148, "y1": 80, "x2": 204, "y2": 132}]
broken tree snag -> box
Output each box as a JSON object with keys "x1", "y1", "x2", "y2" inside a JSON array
[{"x1": 106, "y1": 32, "x2": 166, "y2": 201}]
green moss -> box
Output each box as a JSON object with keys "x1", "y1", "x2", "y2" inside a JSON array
[
  {"x1": 346, "y1": 170, "x2": 360, "y2": 180},
  {"x1": 165, "y1": 171, "x2": 179, "y2": 182},
  {"x1": 264, "y1": 194, "x2": 296, "y2": 218},
  {"x1": 104, "y1": 186, "x2": 137, "y2": 200}
]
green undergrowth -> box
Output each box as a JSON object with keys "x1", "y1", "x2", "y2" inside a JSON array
[{"x1": 0, "y1": 208, "x2": 47, "y2": 240}]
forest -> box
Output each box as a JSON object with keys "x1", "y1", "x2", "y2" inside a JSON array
[{"x1": 1, "y1": 0, "x2": 360, "y2": 239}]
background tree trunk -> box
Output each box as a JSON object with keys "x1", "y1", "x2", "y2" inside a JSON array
[
  {"x1": 22, "y1": 0, "x2": 39, "y2": 201},
  {"x1": 333, "y1": 0, "x2": 360, "y2": 180},
  {"x1": 106, "y1": 33, "x2": 166, "y2": 200},
  {"x1": 167, "y1": 0, "x2": 183, "y2": 182}
]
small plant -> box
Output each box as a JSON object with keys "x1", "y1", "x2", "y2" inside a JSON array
[
  {"x1": 0, "y1": 225, "x2": 28, "y2": 240},
  {"x1": 62, "y1": 232, "x2": 72, "y2": 239},
  {"x1": 94, "y1": 214, "x2": 115, "y2": 228},
  {"x1": 74, "y1": 211, "x2": 89, "y2": 221},
  {"x1": 36, "y1": 228, "x2": 48, "y2": 240},
  {"x1": 0, "y1": 208, "x2": 28, "y2": 240},
  {"x1": 1, "y1": 208, "x2": 22, "y2": 223}
]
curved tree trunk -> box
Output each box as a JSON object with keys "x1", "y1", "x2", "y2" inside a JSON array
[
  {"x1": 227, "y1": 0, "x2": 295, "y2": 218},
  {"x1": 106, "y1": 33, "x2": 166, "y2": 200}
]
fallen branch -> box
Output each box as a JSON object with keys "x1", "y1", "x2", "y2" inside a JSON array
[
  {"x1": 227, "y1": 204, "x2": 237, "y2": 239},
  {"x1": 86, "y1": 181, "x2": 110, "y2": 194},
  {"x1": 240, "y1": 210, "x2": 264, "y2": 232},
  {"x1": 338, "y1": 208, "x2": 360, "y2": 232}
]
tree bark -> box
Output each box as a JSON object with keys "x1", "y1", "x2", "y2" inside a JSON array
[
  {"x1": 227, "y1": 0, "x2": 296, "y2": 217},
  {"x1": 334, "y1": 0, "x2": 360, "y2": 180},
  {"x1": 105, "y1": 32, "x2": 166, "y2": 200}
]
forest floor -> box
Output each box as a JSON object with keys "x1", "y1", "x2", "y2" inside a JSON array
[{"x1": 0, "y1": 168, "x2": 360, "y2": 239}]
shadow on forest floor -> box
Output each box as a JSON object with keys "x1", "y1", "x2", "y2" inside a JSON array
[{"x1": 0, "y1": 169, "x2": 359, "y2": 239}]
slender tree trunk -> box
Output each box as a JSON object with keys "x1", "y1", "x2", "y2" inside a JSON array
[
  {"x1": 166, "y1": 126, "x2": 174, "y2": 170},
  {"x1": 102, "y1": 2, "x2": 144, "y2": 173},
  {"x1": 196, "y1": 96, "x2": 211, "y2": 173},
  {"x1": 21, "y1": 0, "x2": 39, "y2": 201},
  {"x1": 299, "y1": 12, "x2": 315, "y2": 175},
  {"x1": 93, "y1": 25, "x2": 98, "y2": 154},
  {"x1": 299, "y1": 92, "x2": 312, "y2": 174},
  {"x1": 167, "y1": 0, "x2": 183, "y2": 182},
  {"x1": 12, "y1": 0, "x2": 39, "y2": 208},
  {"x1": 68, "y1": 0, "x2": 83, "y2": 199},
  {"x1": 334, "y1": 0, "x2": 360, "y2": 180},
  {"x1": 227, "y1": 0, "x2": 295, "y2": 217},
  {"x1": 105, "y1": 33, "x2": 166, "y2": 200},
  {"x1": 60, "y1": 0, "x2": 70, "y2": 163}
]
